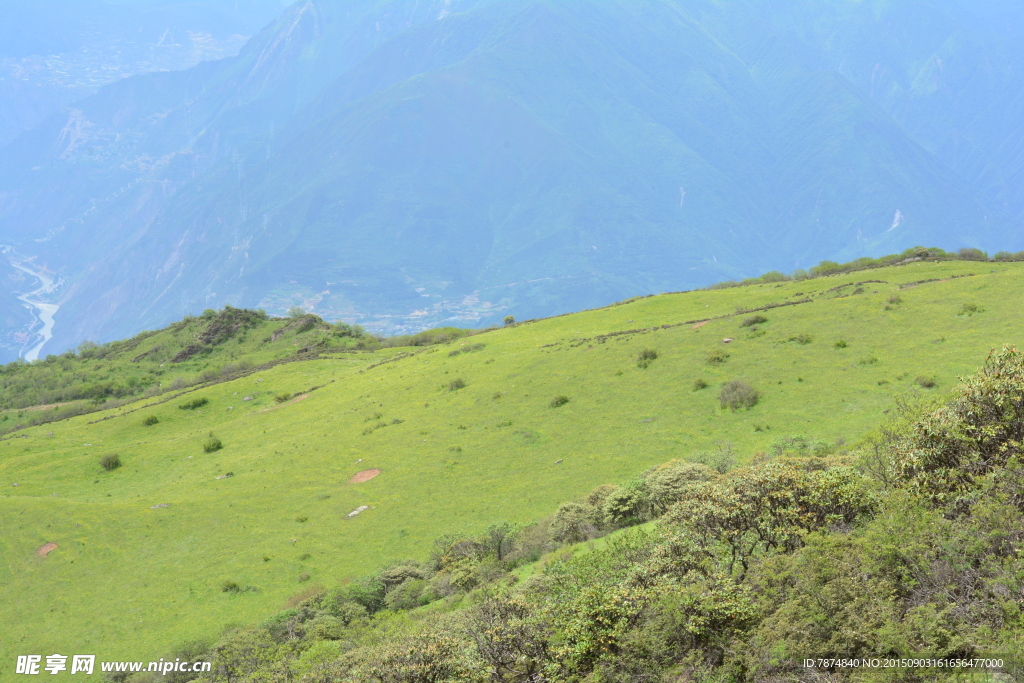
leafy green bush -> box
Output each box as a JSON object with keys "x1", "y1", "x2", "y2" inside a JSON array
[
  {"x1": 203, "y1": 434, "x2": 223, "y2": 453},
  {"x1": 719, "y1": 380, "x2": 758, "y2": 410},
  {"x1": 503, "y1": 316, "x2": 515, "y2": 326},
  {"x1": 550, "y1": 395, "x2": 570, "y2": 408},
  {"x1": 957, "y1": 247, "x2": 988, "y2": 261},
  {"x1": 993, "y1": 250, "x2": 1024, "y2": 261},
  {"x1": 448, "y1": 378, "x2": 466, "y2": 391},
  {"x1": 142, "y1": 415, "x2": 159, "y2": 426},
  {"x1": 891, "y1": 346, "x2": 1024, "y2": 509},
  {"x1": 179, "y1": 397, "x2": 208, "y2": 410},
  {"x1": 602, "y1": 481, "x2": 652, "y2": 526},
  {"x1": 221, "y1": 580, "x2": 241, "y2": 593},
  {"x1": 705, "y1": 349, "x2": 729, "y2": 365},
  {"x1": 788, "y1": 333, "x2": 812, "y2": 345},
  {"x1": 100, "y1": 453, "x2": 121, "y2": 471},
  {"x1": 636, "y1": 348, "x2": 657, "y2": 368},
  {"x1": 915, "y1": 375, "x2": 937, "y2": 388},
  {"x1": 740, "y1": 314, "x2": 767, "y2": 327},
  {"x1": 833, "y1": 339, "x2": 847, "y2": 349},
  {"x1": 275, "y1": 393, "x2": 292, "y2": 404},
  {"x1": 958, "y1": 302, "x2": 983, "y2": 316},
  {"x1": 551, "y1": 502, "x2": 597, "y2": 543},
  {"x1": 689, "y1": 444, "x2": 737, "y2": 474},
  {"x1": 769, "y1": 435, "x2": 833, "y2": 458},
  {"x1": 692, "y1": 378, "x2": 708, "y2": 391}
]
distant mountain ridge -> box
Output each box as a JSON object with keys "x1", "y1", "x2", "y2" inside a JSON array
[{"x1": 1, "y1": 0, "x2": 1022, "y2": 359}]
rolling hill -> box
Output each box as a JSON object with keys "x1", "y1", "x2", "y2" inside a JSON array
[{"x1": 2, "y1": 257, "x2": 1022, "y2": 670}]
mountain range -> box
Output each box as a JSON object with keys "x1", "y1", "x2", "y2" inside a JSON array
[{"x1": 2, "y1": 0, "x2": 1023, "y2": 362}]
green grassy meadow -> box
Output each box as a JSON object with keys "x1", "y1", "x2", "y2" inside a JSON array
[{"x1": 2, "y1": 259, "x2": 1023, "y2": 669}]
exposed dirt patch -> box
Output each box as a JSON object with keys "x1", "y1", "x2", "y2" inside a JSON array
[
  {"x1": 349, "y1": 468, "x2": 381, "y2": 483},
  {"x1": 36, "y1": 542, "x2": 57, "y2": 557},
  {"x1": 692, "y1": 320, "x2": 710, "y2": 329}
]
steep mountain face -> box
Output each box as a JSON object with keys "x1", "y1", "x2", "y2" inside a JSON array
[{"x1": 1, "y1": 0, "x2": 1022, "y2": 355}]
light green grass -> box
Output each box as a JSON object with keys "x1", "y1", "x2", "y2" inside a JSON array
[{"x1": 1, "y1": 260, "x2": 1021, "y2": 672}]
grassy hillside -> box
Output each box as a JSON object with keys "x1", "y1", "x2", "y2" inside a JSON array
[
  {"x1": 0, "y1": 306, "x2": 384, "y2": 422},
  {"x1": 2, "y1": 259, "x2": 1022, "y2": 671}
]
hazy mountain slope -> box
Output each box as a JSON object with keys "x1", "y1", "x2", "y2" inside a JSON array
[
  {"x1": 0, "y1": 0, "x2": 291, "y2": 145},
  {"x1": 731, "y1": 0, "x2": 1024, "y2": 224},
  {"x1": 1, "y1": 0, "x2": 1020, "y2": 356}
]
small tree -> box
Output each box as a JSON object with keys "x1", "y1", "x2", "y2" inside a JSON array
[
  {"x1": 100, "y1": 453, "x2": 121, "y2": 471},
  {"x1": 503, "y1": 315, "x2": 515, "y2": 326}
]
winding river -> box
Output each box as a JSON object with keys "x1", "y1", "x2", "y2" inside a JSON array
[{"x1": 2, "y1": 246, "x2": 60, "y2": 361}]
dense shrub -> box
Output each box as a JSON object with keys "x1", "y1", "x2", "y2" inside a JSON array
[
  {"x1": 957, "y1": 247, "x2": 988, "y2": 261},
  {"x1": 549, "y1": 395, "x2": 569, "y2": 408},
  {"x1": 142, "y1": 415, "x2": 159, "y2": 426},
  {"x1": 740, "y1": 314, "x2": 767, "y2": 327},
  {"x1": 692, "y1": 378, "x2": 708, "y2": 391},
  {"x1": 100, "y1": 453, "x2": 121, "y2": 471},
  {"x1": 769, "y1": 435, "x2": 833, "y2": 458},
  {"x1": 275, "y1": 393, "x2": 292, "y2": 404},
  {"x1": 706, "y1": 349, "x2": 730, "y2": 365},
  {"x1": 203, "y1": 434, "x2": 223, "y2": 453},
  {"x1": 719, "y1": 380, "x2": 759, "y2": 410},
  {"x1": 958, "y1": 302, "x2": 983, "y2": 316},
  {"x1": 179, "y1": 397, "x2": 208, "y2": 410},
  {"x1": 636, "y1": 348, "x2": 658, "y2": 368},
  {"x1": 448, "y1": 378, "x2": 466, "y2": 391},
  {"x1": 891, "y1": 345, "x2": 1024, "y2": 509}
]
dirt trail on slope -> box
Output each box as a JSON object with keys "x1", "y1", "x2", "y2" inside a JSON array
[{"x1": 36, "y1": 542, "x2": 57, "y2": 557}]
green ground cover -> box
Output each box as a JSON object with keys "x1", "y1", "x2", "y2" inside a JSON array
[{"x1": 1, "y1": 259, "x2": 1022, "y2": 671}]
